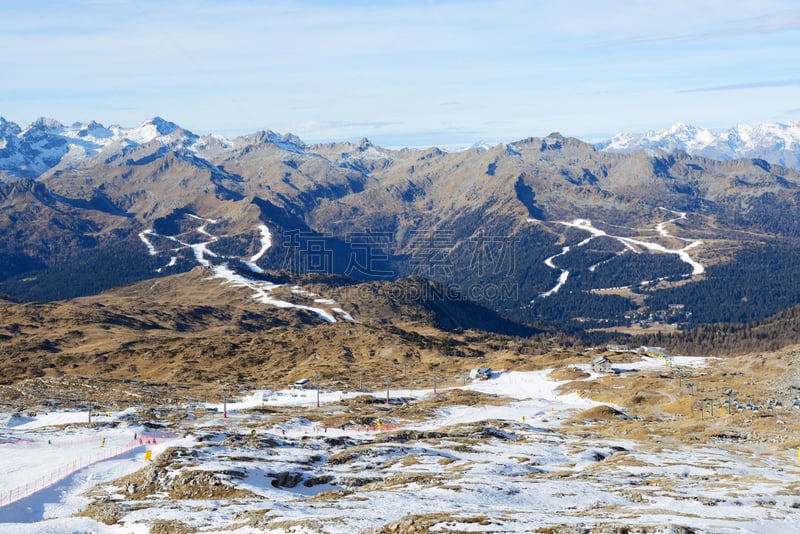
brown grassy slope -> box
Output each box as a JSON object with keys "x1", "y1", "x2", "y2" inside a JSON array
[
  {"x1": 2, "y1": 262, "x2": 796, "y2": 450},
  {"x1": 556, "y1": 347, "x2": 800, "y2": 447},
  {"x1": 0, "y1": 268, "x2": 564, "y2": 403}
]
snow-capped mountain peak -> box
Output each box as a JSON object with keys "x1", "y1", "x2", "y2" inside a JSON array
[
  {"x1": 4, "y1": 116, "x2": 800, "y2": 180},
  {"x1": 0, "y1": 115, "x2": 319, "y2": 179},
  {"x1": 230, "y1": 129, "x2": 306, "y2": 154},
  {"x1": 25, "y1": 117, "x2": 64, "y2": 132},
  {"x1": 72, "y1": 120, "x2": 114, "y2": 140},
  {"x1": 125, "y1": 116, "x2": 182, "y2": 144},
  {"x1": 597, "y1": 121, "x2": 800, "y2": 169},
  {"x1": 0, "y1": 116, "x2": 208, "y2": 178}
]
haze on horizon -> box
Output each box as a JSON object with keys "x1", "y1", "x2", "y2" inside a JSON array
[{"x1": 2, "y1": 0, "x2": 799, "y2": 147}]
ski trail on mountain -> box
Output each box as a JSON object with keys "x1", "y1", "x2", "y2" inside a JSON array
[
  {"x1": 540, "y1": 246, "x2": 571, "y2": 297},
  {"x1": 529, "y1": 209, "x2": 704, "y2": 299},
  {"x1": 138, "y1": 214, "x2": 351, "y2": 323}
]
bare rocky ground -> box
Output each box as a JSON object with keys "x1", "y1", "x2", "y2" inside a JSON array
[{"x1": 3, "y1": 345, "x2": 799, "y2": 533}]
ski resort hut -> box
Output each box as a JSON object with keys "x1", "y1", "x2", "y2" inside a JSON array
[
  {"x1": 469, "y1": 367, "x2": 492, "y2": 381},
  {"x1": 590, "y1": 356, "x2": 612, "y2": 374},
  {"x1": 291, "y1": 378, "x2": 310, "y2": 390}
]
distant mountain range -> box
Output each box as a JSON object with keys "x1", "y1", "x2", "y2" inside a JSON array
[
  {"x1": 4, "y1": 115, "x2": 800, "y2": 339},
  {"x1": 2, "y1": 117, "x2": 800, "y2": 180},
  {"x1": 596, "y1": 121, "x2": 800, "y2": 170},
  {"x1": 0, "y1": 116, "x2": 307, "y2": 180}
]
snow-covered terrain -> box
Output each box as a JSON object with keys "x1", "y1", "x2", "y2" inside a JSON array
[
  {"x1": 597, "y1": 121, "x2": 800, "y2": 169},
  {"x1": 1, "y1": 355, "x2": 798, "y2": 533}
]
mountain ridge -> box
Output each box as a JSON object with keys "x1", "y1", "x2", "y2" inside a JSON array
[
  {"x1": 4, "y1": 115, "x2": 800, "y2": 336},
  {"x1": 3, "y1": 116, "x2": 800, "y2": 181},
  {"x1": 595, "y1": 121, "x2": 800, "y2": 169}
]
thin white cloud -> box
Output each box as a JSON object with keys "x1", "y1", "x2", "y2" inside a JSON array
[
  {"x1": 679, "y1": 79, "x2": 800, "y2": 93},
  {"x1": 296, "y1": 120, "x2": 400, "y2": 133}
]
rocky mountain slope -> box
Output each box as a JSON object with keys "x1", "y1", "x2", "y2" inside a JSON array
[{"x1": 3, "y1": 116, "x2": 800, "y2": 335}]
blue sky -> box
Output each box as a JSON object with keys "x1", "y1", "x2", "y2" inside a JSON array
[{"x1": 2, "y1": 0, "x2": 799, "y2": 146}]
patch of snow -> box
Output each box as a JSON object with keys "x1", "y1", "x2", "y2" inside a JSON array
[
  {"x1": 190, "y1": 243, "x2": 217, "y2": 267},
  {"x1": 249, "y1": 225, "x2": 272, "y2": 263},
  {"x1": 332, "y1": 308, "x2": 354, "y2": 321},
  {"x1": 137, "y1": 230, "x2": 157, "y2": 256},
  {"x1": 211, "y1": 265, "x2": 337, "y2": 323},
  {"x1": 241, "y1": 261, "x2": 264, "y2": 274},
  {"x1": 470, "y1": 141, "x2": 494, "y2": 152}
]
